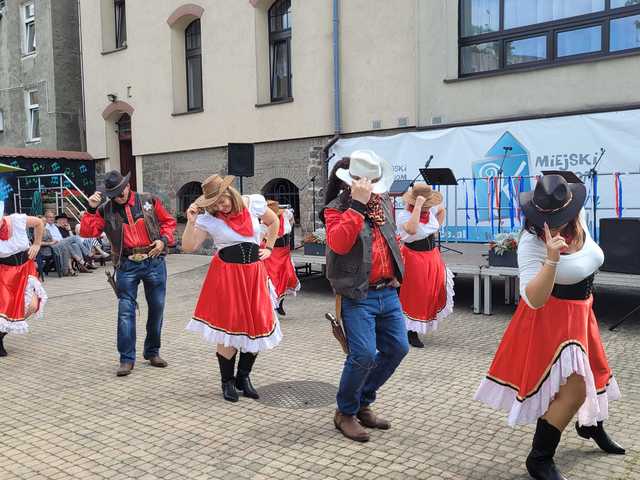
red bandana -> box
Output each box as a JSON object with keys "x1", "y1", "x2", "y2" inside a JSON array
[
  {"x1": 0, "y1": 218, "x2": 9, "y2": 241},
  {"x1": 216, "y1": 208, "x2": 254, "y2": 237},
  {"x1": 408, "y1": 205, "x2": 430, "y2": 224},
  {"x1": 277, "y1": 213, "x2": 285, "y2": 237}
]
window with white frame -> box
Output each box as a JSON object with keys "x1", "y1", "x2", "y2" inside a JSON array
[
  {"x1": 0, "y1": 110, "x2": 5, "y2": 132},
  {"x1": 0, "y1": 0, "x2": 7, "y2": 13},
  {"x1": 115, "y1": 0, "x2": 127, "y2": 48},
  {"x1": 25, "y1": 90, "x2": 40, "y2": 141},
  {"x1": 22, "y1": 2, "x2": 36, "y2": 55}
]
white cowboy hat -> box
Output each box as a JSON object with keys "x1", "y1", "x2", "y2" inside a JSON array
[{"x1": 336, "y1": 150, "x2": 394, "y2": 194}]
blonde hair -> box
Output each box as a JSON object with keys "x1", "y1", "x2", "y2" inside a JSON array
[{"x1": 205, "y1": 186, "x2": 244, "y2": 215}]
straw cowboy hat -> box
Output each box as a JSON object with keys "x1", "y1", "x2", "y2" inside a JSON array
[
  {"x1": 519, "y1": 174, "x2": 586, "y2": 229},
  {"x1": 194, "y1": 174, "x2": 236, "y2": 208},
  {"x1": 100, "y1": 170, "x2": 131, "y2": 198},
  {"x1": 402, "y1": 183, "x2": 443, "y2": 210},
  {"x1": 336, "y1": 150, "x2": 394, "y2": 195}
]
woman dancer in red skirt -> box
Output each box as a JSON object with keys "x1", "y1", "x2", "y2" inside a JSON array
[
  {"x1": 182, "y1": 175, "x2": 281, "y2": 402},
  {"x1": 397, "y1": 184, "x2": 454, "y2": 348},
  {"x1": 0, "y1": 201, "x2": 47, "y2": 357},
  {"x1": 262, "y1": 200, "x2": 300, "y2": 315},
  {"x1": 475, "y1": 174, "x2": 624, "y2": 480}
]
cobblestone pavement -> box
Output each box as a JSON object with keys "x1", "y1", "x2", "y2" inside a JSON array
[{"x1": 1, "y1": 255, "x2": 638, "y2": 479}]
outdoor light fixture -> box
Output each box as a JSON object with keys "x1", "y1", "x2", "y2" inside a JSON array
[{"x1": 107, "y1": 93, "x2": 117, "y2": 102}]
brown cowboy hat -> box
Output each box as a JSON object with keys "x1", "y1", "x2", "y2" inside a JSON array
[
  {"x1": 519, "y1": 174, "x2": 586, "y2": 229},
  {"x1": 402, "y1": 183, "x2": 443, "y2": 210},
  {"x1": 100, "y1": 170, "x2": 131, "y2": 198},
  {"x1": 194, "y1": 174, "x2": 236, "y2": 208}
]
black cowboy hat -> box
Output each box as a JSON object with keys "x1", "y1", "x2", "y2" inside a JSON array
[
  {"x1": 55, "y1": 213, "x2": 70, "y2": 221},
  {"x1": 100, "y1": 170, "x2": 131, "y2": 198},
  {"x1": 519, "y1": 174, "x2": 586, "y2": 229}
]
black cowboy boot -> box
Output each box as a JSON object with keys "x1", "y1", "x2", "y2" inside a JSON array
[
  {"x1": 235, "y1": 352, "x2": 259, "y2": 399},
  {"x1": 276, "y1": 299, "x2": 286, "y2": 316},
  {"x1": 575, "y1": 421, "x2": 625, "y2": 454},
  {"x1": 0, "y1": 332, "x2": 7, "y2": 357},
  {"x1": 216, "y1": 352, "x2": 239, "y2": 402},
  {"x1": 526, "y1": 419, "x2": 567, "y2": 480},
  {"x1": 408, "y1": 331, "x2": 424, "y2": 349}
]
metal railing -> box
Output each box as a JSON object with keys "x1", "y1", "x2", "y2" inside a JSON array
[{"x1": 14, "y1": 173, "x2": 91, "y2": 222}]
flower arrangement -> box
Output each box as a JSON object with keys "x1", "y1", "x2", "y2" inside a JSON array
[
  {"x1": 303, "y1": 227, "x2": 326, "y2": 245},
  {"x1": 489, "y1": 232, "x2": 518, "y2": 256}
]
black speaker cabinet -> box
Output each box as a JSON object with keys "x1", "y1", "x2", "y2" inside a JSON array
[
  {"x1": 600, "y1": 218, "x2": 640, "y2": 274},
  {"x1": 228, "y1": 143, "x2": 255, "y2": 177}
]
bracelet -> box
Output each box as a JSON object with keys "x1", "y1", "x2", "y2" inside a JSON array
[{"x1": 544, "y1": 258, "x2": 559, "y2": 267}]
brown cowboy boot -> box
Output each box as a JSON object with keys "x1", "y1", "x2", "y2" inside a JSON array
[
  {"x1": 116, "y1": 362, "x2": 134, "y2": 377},
  {"x1": 147, "y1": 356, "x2": 168, "y2": 368},
  {"x1": 357, "y1": 406, "x2": 391, "y2": 430},
  {"x1": 334, "y1": 410, "x2": 370, "y2": 442}
]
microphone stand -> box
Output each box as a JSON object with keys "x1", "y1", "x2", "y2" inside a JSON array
[
  {"x1": 587, "y1": 148, "x2": 605, "y2": 241},
  {"x1": 496, "y1": 146, "x2": 511, "y2": 234}
]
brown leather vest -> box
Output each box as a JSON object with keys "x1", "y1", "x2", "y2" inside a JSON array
[{"x1": 98, "y1": 192, "x2": 162, "y2": 268}]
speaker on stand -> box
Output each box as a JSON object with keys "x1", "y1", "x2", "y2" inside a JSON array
[
  {"x1": 599, "y1": 217, "x2": 640, "y2": 330},
  {"x1": 228, "y1": 143, "x2": 255, "y2": 193}
]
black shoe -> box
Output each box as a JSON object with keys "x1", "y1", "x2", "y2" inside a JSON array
[
  {"x1": 236, "y1": 352, "x2": 259, "y2": 399},
  {"x1": 0, "y1": 332, "x2": 7, "y2": 357},
  {"x1": 526, "y1": 419, "x2": 567, "y2": 480},
  {"x1": 276, "y1": 300, "x2": 286, "y2": 316},
  {"x1": 222, "y1": 379, "x2": 239, "y2": 402},
  {"x1": 217, "y1": 352, "x2": 239, "y2": 402},
  {"x1": 575, "y1": 421, "x2": 625, "y2": 455},
  {"x1": 408, "y1": 331, "x2": 424, "y2": 348},
  {"x1": 236, "y1": 375, "x2": 260, "y2": 399}
]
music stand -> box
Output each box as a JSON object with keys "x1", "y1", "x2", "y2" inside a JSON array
[{"x1": 420, "y1": 168, "x2": 462, "y2": 255}]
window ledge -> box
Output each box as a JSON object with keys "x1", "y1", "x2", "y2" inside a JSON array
[
  {"x1": 101, "y1": 46, "x2": 128, "y2": 56},
  {"x1": 445, "y1": 49, "x2": 640, "y2": 83},
  {"x1": 21, "y1": 52, "x2": 37, "y2": 60},
  {"x1": 172, "y1": 109, "x2": 204, "y2": 117},
  {"x1": 255, "y1": 97, "x2": 294, "y2": 108},
  {"x1": 25, "y1": 139, "x2": 41, "y2": 145}
]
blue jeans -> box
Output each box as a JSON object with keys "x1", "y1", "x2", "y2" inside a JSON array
[
  {"x1": 116, "y1": 257, "x2": 167, "y2": 363},
  {"x1": 336, "y1": 288, "x2": 410, "y2": 415}
]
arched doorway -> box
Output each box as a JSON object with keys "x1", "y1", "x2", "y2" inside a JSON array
[
  {"x1": 177, "y1": 181, "x2": 202, "y2": 213},
  {"x1": 262, "y1": 178, "x2": 299, "y2": 222},
  {"x1": 117, "y1": 113, "x2": 136, "y2": 190}
]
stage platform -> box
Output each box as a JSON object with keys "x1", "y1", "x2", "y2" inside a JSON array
[{"x1": 292, "y1": 243, "x2": 640, "y2": 319}]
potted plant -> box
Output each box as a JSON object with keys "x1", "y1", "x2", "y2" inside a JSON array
[
  {"x1": 488, "y1": 232, "x2": 519, "y2": 268},
  {"x1": 303, "y1": 227, "x2": 326, "y2": 256}
]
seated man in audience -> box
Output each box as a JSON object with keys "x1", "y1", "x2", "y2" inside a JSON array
[{"x1": 43, "y1": 210, "x2": 93, "y2": 273}]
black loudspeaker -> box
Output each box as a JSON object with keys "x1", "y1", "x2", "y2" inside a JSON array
[
  {"x1": 600, "y1": 218, "x2": 640, "y2": 274},
  {"x1": 228, "y1": 143, "x2": 255, "y2": 177}
]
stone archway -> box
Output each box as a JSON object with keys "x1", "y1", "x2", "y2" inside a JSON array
[{"x1": 262, "y1": 178, "x2": 300, "y2": 222}]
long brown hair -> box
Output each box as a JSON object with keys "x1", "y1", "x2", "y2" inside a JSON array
[{"x1": 204, "y1": 186, "x2": 245, "y2": 215}]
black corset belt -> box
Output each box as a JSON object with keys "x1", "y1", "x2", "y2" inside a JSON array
[
  {"x1": 551, "y1": 274, "x2": 595, "y2": 300},
  {"x1": 405, "y1": 235, "x2": 435, "y2": 252},
  {"x1": 274, "y1": 234, "x2": 291, "y2": 248},
  {"x1": 218, "y1": 242, "x2": 260, "y2": 264},
  {"x1": 0, "y1": 251, "x2": 29, "y2": 267}
]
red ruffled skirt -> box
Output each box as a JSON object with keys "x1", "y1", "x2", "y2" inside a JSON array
[
  {"x1": 399, "y1": 245, "x2": 454, "y2": 333},
  {"x1": 475, "y1": 296, "x2": 620, "y2": 426},
  {"x1": 262, "y1": 246, "x2": 300, "y2": 301},
  {"x1": 186, "y1": 255, "x2": 281, "y2": 352},
  {"x1": 0, "y1": 260, "x2": 47, "y2": 334}
]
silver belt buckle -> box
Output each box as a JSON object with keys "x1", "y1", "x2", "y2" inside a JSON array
[{"x1": 128, "y1": 253, "x2": 148, "y2": 262}]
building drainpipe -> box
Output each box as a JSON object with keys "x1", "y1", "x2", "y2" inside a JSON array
[{"x1": 332, "y1": 0, "x2": 341, "y2": 136}]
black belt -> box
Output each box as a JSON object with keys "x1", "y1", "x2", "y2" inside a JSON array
[
  {"x1": 218, "y1": 242, "x2": 260, "y2": 264},
  {"x1": 551, "y1": 274, "x2": 595, "y2": 300},
  {"x1": 405, "y1": 235, "x2": 435, "y2": 252},
  {"x1": 369, "y1": 279, "x2": 396, "y2": 290},
  {"x1": 122, "y1": 246, "x2": 154, "y2": 256},
  {"x1": 0, "y1": 251, "x2": 29, "y2": 267},
  {"x1": 274, "y1": 234, "x2": 291, "y2": 248}
]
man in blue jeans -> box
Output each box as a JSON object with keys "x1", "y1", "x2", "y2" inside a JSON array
[
  {"x1": 81, "y1": 171, "x2": 176, "y2": 377},
  {"x1": 323, "y1": 151, "x2": 408, "y2": 442}
]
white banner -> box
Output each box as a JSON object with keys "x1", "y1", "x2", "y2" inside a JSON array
[{"x1": 330, "y1": 109, "x2": 640, "y2": 242}]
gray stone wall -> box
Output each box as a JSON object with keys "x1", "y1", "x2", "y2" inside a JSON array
[{"x1": 0, "y1": 0, "x2": 82, "y2": 151}]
